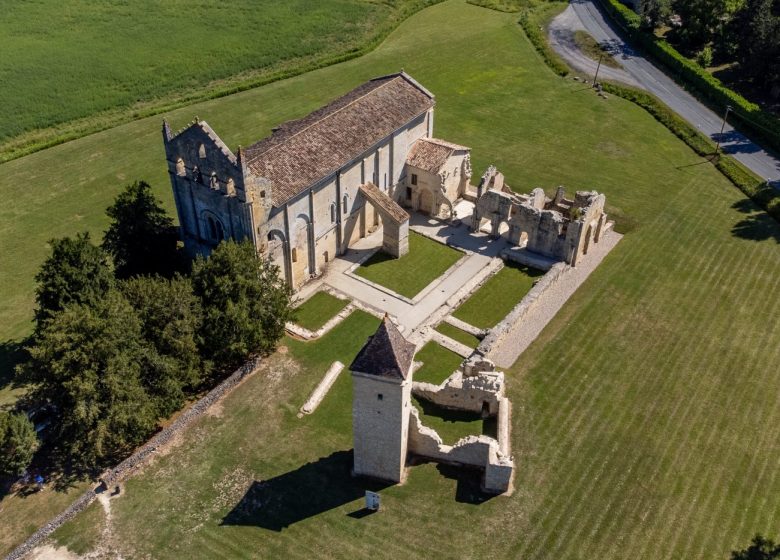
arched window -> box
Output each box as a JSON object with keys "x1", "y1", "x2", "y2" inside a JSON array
[
  {"x1": 198, "y1": 144, "x2": 206, "y2": 159},
  {"x1": 291, "y1": 248, "x2": 298, "y2": 263},
  {"x1": 176, "y1": 158, "x2": 185, "y2": 176},
  {"x1": 330, "y1": 203, "x2": 336, "y2": 224},
  {"x1": 210, "y1": 172, "x2": 219, "y2": 190},
  {"x1": 342, "y1": 194, "x2": 349, "y2": 215},
  {"x1": 215, "y1": 220, "x2": 224, "y2": 240},
  {"x1": 193, "y1": 166, "x2": 203, "y2": 184},
  {"x1": 226, "y1": 178, "x2": 236, "y2": 196},
  {"x1": 206, "y1": 215, "x2": 224, "y2": 241}
]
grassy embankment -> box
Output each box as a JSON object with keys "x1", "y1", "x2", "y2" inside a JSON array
[
  {"x1": 2, "y1": 1, "x2": 780, "y2": 557},
  {"x1": 0, "y1": 0, "x2": 439, "y2": 163}
]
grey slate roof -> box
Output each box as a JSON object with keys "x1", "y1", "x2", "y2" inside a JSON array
[
  {"x1": 244, "y1": 72, "x2": 435, "y2": 208},
  {"x1": 350, "y1": 315, "x2": 415, "y2": 380}
]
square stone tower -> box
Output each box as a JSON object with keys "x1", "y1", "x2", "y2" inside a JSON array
[{"x1": 350, "y1": 316, "x2": 416, "y2": 483}]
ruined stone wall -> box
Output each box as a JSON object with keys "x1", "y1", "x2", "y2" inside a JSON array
[{"x1": 412, "y1": 370, "x2": 504, "y2": 416}]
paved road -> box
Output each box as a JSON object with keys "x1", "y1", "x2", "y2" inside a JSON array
[{"x1": 549, "y1": 0, "x2": 780, "y2": 186}]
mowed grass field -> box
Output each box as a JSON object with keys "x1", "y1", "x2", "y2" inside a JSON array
[
  {"x1": 1, "y1": 0, "x2": 780, "y2": 557},
  {"x1": 0, "y1": 0, "x2": 427, "y2": 159}
]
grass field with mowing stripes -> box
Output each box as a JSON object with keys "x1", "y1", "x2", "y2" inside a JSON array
[
  {"x1": 2, "y1": 1, "x2": 780, "y2": 557},
  {"x1": 434, "y1": 322, "x2": 482, "y2": 348}
]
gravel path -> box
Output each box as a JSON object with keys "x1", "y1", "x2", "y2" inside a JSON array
[{"x1": 490, "y1": 230, "x2": 622, "y2": 368}]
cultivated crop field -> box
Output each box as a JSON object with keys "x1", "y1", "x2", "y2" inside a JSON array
[
  {"x1": 2, "y1": 1, "x2": 779, "y2": 558},
  {"x1": 0, "y1": 0, "x2": 434, "y2": 161}
]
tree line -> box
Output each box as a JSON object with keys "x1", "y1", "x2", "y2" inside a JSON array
[
  {"x1": 639, "y1": 0, "x2": 780, "y2": 93},
  {"x1": 2, "y1": 181, "x2": 292, "y2": 478}
]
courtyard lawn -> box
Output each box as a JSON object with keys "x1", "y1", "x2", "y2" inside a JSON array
[
  {"x1": 434, "y1": 321, "x2": 481, "y2": 348},
  {"x1": 4, "y1": 1, "x2": 780, "y2": 558},
  {"x1": 354, "y1": 232, "x2": 462, "y2": 298},
  {"x1": 412, "y1": 341, "x2": 464, "y2": 385},
  {"x1": 0, "y1": 1, "x2": 436, "y2": 161},
  {"x1": 453, "y1": 262, "x2": 544, "y2": 329},
  {"x1": 293, "y1": 292, "x2": 349, "y2": 332},
  {"x1": 411, "y1": 396, "x2": 491, "y2": 444}
]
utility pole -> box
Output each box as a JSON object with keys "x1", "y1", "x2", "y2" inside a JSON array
[
  {"x1": 714, "y1": 105, "x2": 732, "y2": 155},
  {"x1": 592, "y1": 55, "x2": 603, "y2": 87}
]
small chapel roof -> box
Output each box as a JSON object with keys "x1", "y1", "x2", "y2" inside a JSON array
[
  {"x1": 350, "y1": 315, "x2": 416, "y2": 380},
  {"x1": 405, "y1": 137, "x2": 470, "y2": 174},
  {"x1": 245, "y1": 72, "x2": 435, "y2": 207}
]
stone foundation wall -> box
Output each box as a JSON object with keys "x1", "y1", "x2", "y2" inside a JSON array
[
  {"x1": 478, "y1": 261, "x2": 568, "y2": 357},
  {"x1": 6, "y1": 357, "x2": 261, "y2": 560},
  {"x1": 412, "y1": 370, "x2": 504, "y2": 415}
]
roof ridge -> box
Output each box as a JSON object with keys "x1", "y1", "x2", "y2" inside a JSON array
[{"x1": 248, "y1": 76, "x2": 401, "y2": 162}]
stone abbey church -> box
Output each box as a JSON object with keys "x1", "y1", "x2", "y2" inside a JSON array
[{"x1": 163, "y1": 72, "x2": 472, "y2": 289}]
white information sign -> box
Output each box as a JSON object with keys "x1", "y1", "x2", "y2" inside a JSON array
[{"x1": 365, "y1": 491, "x2": 380, "y2": 511}]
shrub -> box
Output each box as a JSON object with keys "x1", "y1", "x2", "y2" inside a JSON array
[
  {"x1": 519, "y1": 12, "x2": 570, "y2": 77},
  {"x1": 0, "y1": 411, "x2": 38, "y2": 477}
]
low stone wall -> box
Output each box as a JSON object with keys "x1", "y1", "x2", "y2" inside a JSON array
[
  {"x1": 477, "y1": 262, "x2": 568, "y2": 357},
  {"x1": 412, "y1": 371, "x2": 504, "y2": 415},
  {"x1": 299, "y1": 361, "x2": 344, "y2": 415},
  {"x1": 6, "y1": 356, "x2": 261, "y2": 560}
]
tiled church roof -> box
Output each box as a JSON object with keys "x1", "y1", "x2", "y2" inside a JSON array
[
  {"x1": 350, "y1": 315, "x2": 416, "y2": 380},
  {"x1": 245, "y1": 72, "x2": 435, "y2": 207},
  {"x1": 406, "y1": 137, "x2": 469, "y2": 174}
]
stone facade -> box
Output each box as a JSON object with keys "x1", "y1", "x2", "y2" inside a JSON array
[
  {"x1": 351, "y1": 320, "x2": 514, "y2": 494},
  {"x1": 472, "y1": 166, "x2": 609, "y2": 266},
  {"x1": 163, "y1": 72, "x2": 472, "y2": 290}
]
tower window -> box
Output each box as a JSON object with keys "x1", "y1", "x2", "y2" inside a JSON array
[
  {"x1": 342, "y1": 194, "x2": 349, "y2": 215},
  {"x1": 411, "y1": 174, "x2": 418, "y2": 185},
  {"x1": 330, "y1": 203, "x2": 336, "y2": 224},
  {"x1": 377, "y1": 393, "x2": 383, "y2": 401}
]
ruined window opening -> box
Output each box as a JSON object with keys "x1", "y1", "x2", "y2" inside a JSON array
[
  {"x1": 411, "y1": 174, "x2": 418, "y2": 185},
  {"x1": 377, "y1": 394, "x2": 383, "y2": 401},
  {"x1": 176, "y1": 158, "x2": 185, "y2": 176},
  {"x1": 198, "y1": 144, "x2": 206, "y2": 159},
  {"x1": 267, "y1": 232, "x2": 273, "y2": 241},
  {"x1": 193, "y1": 166, "x2": 203, "y2": 184},
  {"x1": 454, "y1": 166, "x2": 459, "y2": 177},
  {"x1": 210, "y1": 172, "x2": 219, "y2": 190},
  {"x1": 406, "y1": 187, "x2": 412, "y2": 200},
  {"x1": 330, "y1": 203, "x2": 336, "y2": 223},
  {"x1": 292, "y1": 248, "x2": 298, "y2": 263}
]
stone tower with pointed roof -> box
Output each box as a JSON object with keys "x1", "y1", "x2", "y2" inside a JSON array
[{"x1": 350, "y1": 315, "x2": 416, "y2": 483}]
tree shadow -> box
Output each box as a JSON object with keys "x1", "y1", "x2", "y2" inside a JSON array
[
  {"x1": 221, "y1": 450, "x2": 390, "y2": 531},
  {"x1": 730, "y1": 199, "x2": 780, "y2": 243},
  {"x1": 710, "y1": 130, "x2": 762, "y2": 155}
]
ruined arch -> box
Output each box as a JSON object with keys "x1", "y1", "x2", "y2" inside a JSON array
[
  {"x1": 293, "y1": 213, "x2": 315, "y2": 283},
  {"x1": 267, "y1": 229, "x2": 291, "y2": 287},
  {"x1": 201, "y1": 211, "x2": 225, "y2": 243}
]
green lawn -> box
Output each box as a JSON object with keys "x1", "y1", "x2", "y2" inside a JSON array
[
  {"x1": 354, "y1": 232, "x2": 463, "y2": 298},
  {"x1": 0, "y1": 0, "x2": 437, "y2": 161},
  {"x1": 453, "y1": 262, "x2": 544, "y2": 329},
  {"x1": 434, "y1": 322, "x2": 482, "y2": 348},
  {"x1": 293, "y1": 292, "x2": 349, "y2": 332},
  {"x1": 412, "y1": 396, "x2": 493, "y2": 444},
  {"x1": 412, "y1": 341, "x2": 464, "y2": 385},
  {"x1": 3, "y1": 0, "x2": 780, "y2": 557}
]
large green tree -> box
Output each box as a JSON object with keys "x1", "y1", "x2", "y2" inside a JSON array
[
  {"x1": 33, "y1": 232, "x2": 114, "y2": 332},
  {"x1": 729, "y1": 0, "x2": 780, "y2": 89},
  {"x1": 192, "y1": 240, "x2": 293, "y2": 369},
  {"x1": 103, "y1": 181, "x2": 179, "y2": 279},
  {"x1": 121, "y1": 275, "x2": 207, "y2": 416},
  {"x1": 672, "y1": 0, "x2": 732, "y2": 50},
  {"x1": 0, "y1": 411, "x2": 38, "y2": 477},
  {"x1": 23, "y1": 290, "x2": 157, "y2": 468},
  {"x1": 639, "y1": 0, "x2": 671, "y2": 29}
]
